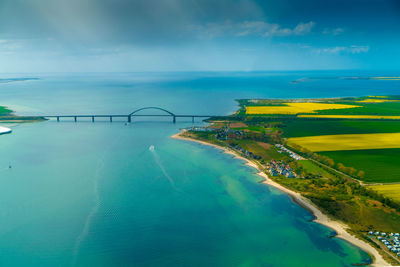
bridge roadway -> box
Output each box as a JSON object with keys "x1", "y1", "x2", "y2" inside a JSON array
[
  {"x1": 43, "y1": 114, "x2": 216, "y2": 123},
  {"x1": 42, "y1": 107, "x2": 220, "y2": 123}
]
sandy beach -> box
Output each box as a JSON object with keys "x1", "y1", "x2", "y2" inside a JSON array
[{"x1": 171, "y1": 131, "x2": 390, "y2": 267}]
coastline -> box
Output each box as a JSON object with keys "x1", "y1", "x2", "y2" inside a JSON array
[{"x1": 171, "y1": 131, "x2": 389, "y2": 267}]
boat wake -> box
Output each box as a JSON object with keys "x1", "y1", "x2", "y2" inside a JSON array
[
  {"x1": 149, "y1": 145, "x2": 176, "y2": 189},
  {"x1": 71, "y1": 152, "x2": 105, "y2": 266}
]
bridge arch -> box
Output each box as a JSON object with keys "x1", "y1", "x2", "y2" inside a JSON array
[{"x1": 129, "y1": 107, "x2": 175, "y2": 117}]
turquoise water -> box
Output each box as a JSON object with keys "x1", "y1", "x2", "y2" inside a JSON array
[{"x1": 0, "y1": 72, "x2": 397, "y2": 266}]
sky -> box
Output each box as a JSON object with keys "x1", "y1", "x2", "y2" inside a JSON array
[{"x1": 0, "y1": 0, "x2": 399, "y2": 72}]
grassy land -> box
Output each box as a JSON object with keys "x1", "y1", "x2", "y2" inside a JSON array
[
  {"x1": 317, "y1": 102, "x2": 400, "y2": 116},
  {"x1": 274, "y1": 175, "x2": 400, "y2": 233},
  {"x1": 281, "y1": 120, "x2": 400, "y2": 138},
  {"x1": 320, "y1": 149, "x2": 400, "y2": 183},
  {"x1": 298, "y1": 115, "x2": 400, "y2": 119},
  {"x1": 229, "y1": 139, "x2": 287, "y2": 161},
  {"x1": 297, "y1": 160, "x2": 336, "y2": 179}
]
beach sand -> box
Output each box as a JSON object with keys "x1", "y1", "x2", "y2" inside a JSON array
[{"x1": 171, "y1": 131, "x2": 390, "y2": 267}]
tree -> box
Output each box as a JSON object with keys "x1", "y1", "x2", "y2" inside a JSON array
[
  {"x1": 337, "y1": 163, "x2": 345, "y2": 172},
  {"x1": 347, "y1": 167, "x2": 357, "y2": 176},
  {"x1": 357, "y1": 170, "x2": 365, "y2": 178}
]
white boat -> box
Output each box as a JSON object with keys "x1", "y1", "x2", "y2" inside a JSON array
[{"x1": 0, "y1": 126, "x2": 11, "y2": 135}]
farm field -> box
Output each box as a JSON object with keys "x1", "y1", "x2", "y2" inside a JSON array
[
  {"x1": 356, "y1": 99, "x2": 400, "y2": 103},
  {"x1": 287, "y1": 133, "x2": 400, "y2": 152},
  {"x1": 297, "y1": 160, "x2": 336, "y2": 179},
  {"x1": 320, "y1": 149, "x2": 400, "y2": 183},
  {"x1": 368, "y1": 184, "x2": 400, "y2": 202},
  {"x1": 297, "y1": 115, "x2": 400, "y2": 119},
  {"x1": 282, "y1": 120, "x2": 400, "y2": 137},
  {"x1": 316, "y1": 102, "x2": 400, "y2": 116},
  {"x1": 245, "y1": 102, "x2": 360, "y2": 115}
]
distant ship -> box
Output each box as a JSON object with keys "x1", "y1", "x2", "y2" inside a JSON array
[{"x1": 149, "y1": 145, "x2": 155, "y2": 151}]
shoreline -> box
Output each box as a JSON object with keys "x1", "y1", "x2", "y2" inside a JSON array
[{"x1": 171, "y1": 131, "x2": 389, "y2": 267}]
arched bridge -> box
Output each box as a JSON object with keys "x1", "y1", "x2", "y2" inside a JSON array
[
  {"x1": 42, "y1": 107, "x2": 219, "y2": 123},
  {"x1": 129, "y1": 107, "x2": 175, "y2": 117}
]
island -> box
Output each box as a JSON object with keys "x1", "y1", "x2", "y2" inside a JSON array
[{"x1": 173, "y1": 95, "x2": 400, "y2": 266}]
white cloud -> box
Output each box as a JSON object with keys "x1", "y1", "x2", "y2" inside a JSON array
[
  {"x1": 190, "y1": 21, "x2": 316, "y2": 38},
  {"x1": 290, "y1": 22, "x2": 315, "y2": 36},
  {"x1": 315, "y1": 45, "x2": 369, "y2": 54},
  {"x1": 349, "y1": 45, "x2": 370, "y2": 53},
  {"x1": 322, "y1": 28, "x2": 344, "y2": 35}
]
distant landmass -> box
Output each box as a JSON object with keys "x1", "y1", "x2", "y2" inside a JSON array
[
  {"x1": 0, "y1": 78, "x2": 39, "y2": 84},
  {"x1": 291, "y1": 76, "x2": 400, "y2": 84}
]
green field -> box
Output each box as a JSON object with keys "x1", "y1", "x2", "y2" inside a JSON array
[
  {"x1": 282, "y1": 120, "x2": 400, "y2": 138},
  {"x1": 233, "y1": 140, "x2": 286, "y2": 161},
  {"x1": 297, "y1": 160, "x2": 336, "y2": 179},
  {"x1": 317, "y1": 102, "x2": 400, "y2": 116},
  {"x1": 320, "y1": 149, "x2": 400, "y2": 183}
]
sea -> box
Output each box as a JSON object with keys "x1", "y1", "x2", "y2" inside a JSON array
[{"x1": 0, "y1": 71, "x2": 398, "y2": 266}]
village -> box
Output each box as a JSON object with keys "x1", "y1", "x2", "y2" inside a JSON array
[
  {"x1": 229, "y1": 143, "x2": 262, "y2": 160},
  {"x1": 187, "y1": 125, "x2": 303, "y2": 179},
  {"x1": 264, "y1": 144, "x2": 304, "y2": 178},
  {"x1": 368, "y1": 231, "x2": 400, "y2": 258},
  {"x1": 265, "y1": 160, "x2": 296, "y2": 178}
]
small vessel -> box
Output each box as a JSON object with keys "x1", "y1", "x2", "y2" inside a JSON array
[{"x1": 149, "y1": 145, "x2": 155, "y2": 151}]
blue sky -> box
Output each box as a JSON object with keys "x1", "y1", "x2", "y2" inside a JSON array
[{"x1": 0, "y1": 0, "x2": 399, "y2": 72}]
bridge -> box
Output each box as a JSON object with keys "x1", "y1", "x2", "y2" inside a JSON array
[{"x1": 42, "y1": 107, "x2": 219, "y2": 123}]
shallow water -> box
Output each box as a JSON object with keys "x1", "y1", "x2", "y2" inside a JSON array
[{"x1": 0, "y1": 71, "x2": 396, "y2": 266}]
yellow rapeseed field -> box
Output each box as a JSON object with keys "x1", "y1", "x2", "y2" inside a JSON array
[
  {"x1": 245, "y1": 102, "x2": 360, "y2": 115},
  {"x1": 356, "y1": 99, "x2": 400, "y2": 103},
  {"x1": 368, "y1": 184, "x2": 400, "y2": 202},
  {"x1": 297, "y1": 115, "x2": 400, "y2": 120},
  {"x1": 287, "y1": 133, "x2": 400, "y2": 152}
]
